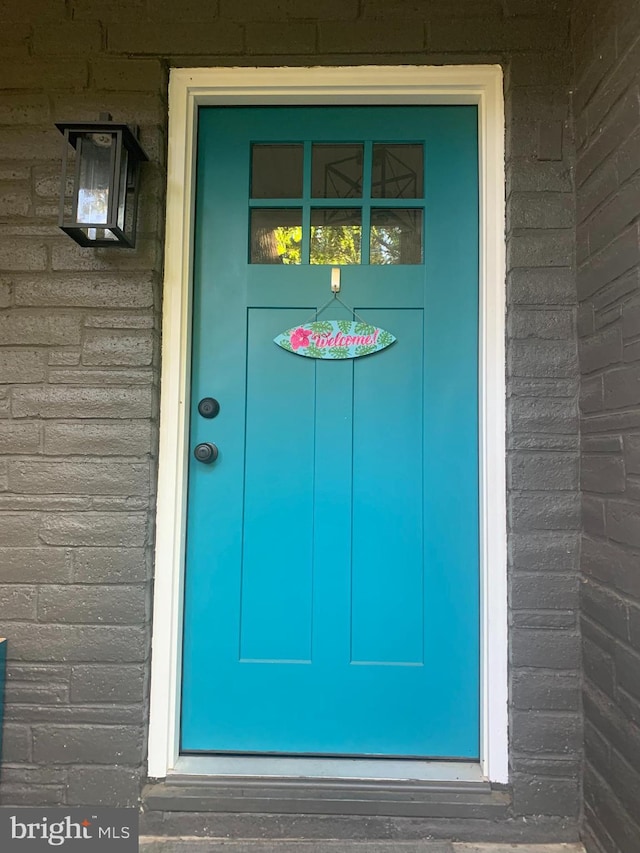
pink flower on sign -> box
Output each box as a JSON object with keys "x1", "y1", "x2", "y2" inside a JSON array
[{"x1": 290, "y1": 327, "x2": 312, "y2": 350}]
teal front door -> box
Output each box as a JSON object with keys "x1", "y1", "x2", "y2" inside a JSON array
[{"x1": 181, "y1": 106, "x2": 479, "y2": 758}]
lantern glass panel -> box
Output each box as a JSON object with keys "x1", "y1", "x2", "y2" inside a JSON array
[
  {"x1": 117, "y1": 147, "x2": 128, "y2": 232},
  {"x1": 86, "y1": 228, "x2": 118, "y2": 242},
  {"x1": 76, "y1": 132, "x2": 115, "y2": 226}
]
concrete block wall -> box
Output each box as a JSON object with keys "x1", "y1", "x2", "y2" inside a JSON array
[
  {"x1": 504, "y1": 34, "x2": 581, "y2": 825},
  {"x1": 571, "y1": 0, "x2": 640, "y2": 851},
  {"x1": 0, "y1": 0, "x2": 581, "y2": 840},
  {"x1": 0, "y1": 0, "x2": 166, "y2": 804}
]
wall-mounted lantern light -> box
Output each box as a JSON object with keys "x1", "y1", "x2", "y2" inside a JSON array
[{"x1": 56, "y1": 113, "x2": 148, "y2": 248}]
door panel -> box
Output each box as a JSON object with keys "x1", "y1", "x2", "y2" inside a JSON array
[
  {"x1": 241, "y1": 307, "x2": 316, "y2": 663},
  {"x1": 182, "y1": 106, "x2": 479, "y2": 758},
  {"x1": 351, "y1": 308, "x2": 424, "y2": 666}
]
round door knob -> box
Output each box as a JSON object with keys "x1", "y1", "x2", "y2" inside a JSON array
[
  {"x1": 194, "y1": 442, "x2": 219, "y2": 464},
  {"x1": 198, "y1": 397, "x2": 220, "y2": 419}
]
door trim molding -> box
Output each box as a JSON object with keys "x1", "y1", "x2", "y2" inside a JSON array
[{"x1": 149, "y1": 65, "x2": 507, "y2": 784}]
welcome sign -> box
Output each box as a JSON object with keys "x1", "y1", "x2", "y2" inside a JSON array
[{"x1": 274, "y1": 320, "x2": 396, "y2": 360}]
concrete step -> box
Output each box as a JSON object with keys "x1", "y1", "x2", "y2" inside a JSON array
[
  {"x1": 140, "y1": 840, "x2": 586, "y2": 853},
  {"x1": 142, "y1": 778, "x2": 509, "y2": 820}
]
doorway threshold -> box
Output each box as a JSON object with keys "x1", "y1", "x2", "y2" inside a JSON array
[
  {"x1": 144, "y1": 760, "x2": 506, "y2": 821},
  {"x1": 171, "y1": 756, "x2": 485, "y2": 785}
]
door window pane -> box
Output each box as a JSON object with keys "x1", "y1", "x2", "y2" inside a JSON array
[
  {"x1": 371, "y1": 144, "x2": 423, "y2": 199},
  {"x1": 370, "y1": 209, "x2": 423, "y2": 265},
  {"x1": 250, "y1": 209, "x2": 302, "y2": 264},
  {"x1": 310, "y1": 208, "x2": 361, "y2": 265},
  {"x1": 251, "y1": 144, "x2": 303, "y2": 199},
  {"x1": 312, "y1": 144, "x2": 363, "y2": 198}
]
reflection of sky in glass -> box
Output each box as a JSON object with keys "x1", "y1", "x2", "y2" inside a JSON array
[
  {"x1": 78, "y1": 188, "x2": 109, "y2": 225},
  {"x1": 76, "y1": 133, "x2": 113, "y2": 225},
  {"x1": 370, "y1": 226, "x2": 397, "y2": 264}
]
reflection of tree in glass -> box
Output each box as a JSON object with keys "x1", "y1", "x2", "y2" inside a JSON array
[
  {"x1": 251, "y1": 225, "x2": 278, "y2": 263},
  {"x1": 262, "y1": 223, "x2": 363, "y2": 265},
  {"x1": 311, "y1": 224, "x2": 361, "y2": 265},
  {"x1": 371, "y1": 226, "x2": 402, "y2": 265},
  {"x1": 370, "y1": 210, "x2": 422, "y2": 265},
  {"x1": 252, "y1": 212, "x2": 420, "y2": 265},
  {"x1": 275, "y1": 227, "x2": 302, "y2": 264},
  {"x1": 251, "y1": 225, "x2": 301, "y2": 264}
]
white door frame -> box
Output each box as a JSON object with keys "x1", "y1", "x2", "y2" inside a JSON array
[{"x1": 148, "y1": 65, "x2": 508, "y2": 784}]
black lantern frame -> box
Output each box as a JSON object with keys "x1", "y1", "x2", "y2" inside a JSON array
[{"x1": 56, "y1": 117, "x2": 148, "y2": 248}]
